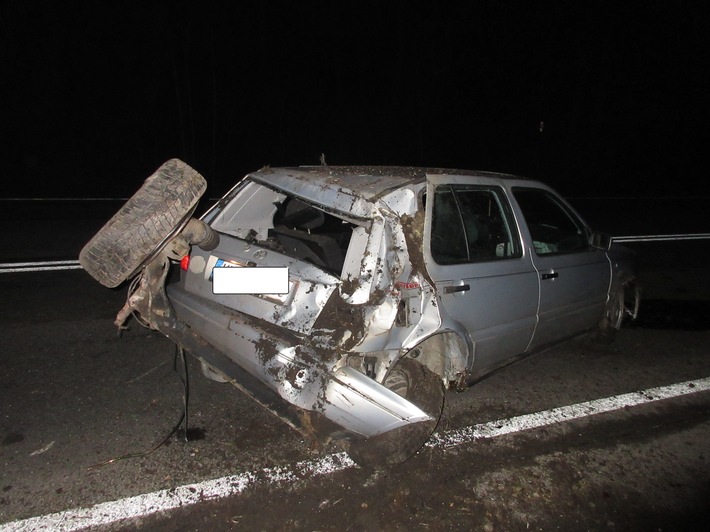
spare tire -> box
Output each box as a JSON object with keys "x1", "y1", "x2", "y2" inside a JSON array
[{"x1": 79, "y1": 159, "x2": 207, "y2": 288}]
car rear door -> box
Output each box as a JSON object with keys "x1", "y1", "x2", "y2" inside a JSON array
[
  {"x1": 423, "y1": 175, "x2": 539, "y2": 371},
  {"x1": 511, "y1": 186, "x2": 611, "y2": 349}
]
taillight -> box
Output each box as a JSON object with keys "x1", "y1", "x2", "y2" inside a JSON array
[{"x1": 180, "y1": 255, "x2": 190, "y2": 271}]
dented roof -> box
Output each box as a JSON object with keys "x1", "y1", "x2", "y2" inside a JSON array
[{"x1": 248, "y1": 165, "x2": 525, "y2": 218}]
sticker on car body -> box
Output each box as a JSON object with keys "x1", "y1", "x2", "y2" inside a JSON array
[{"x1": 212, "y1": 265, "x2": 289, "y2": 295}]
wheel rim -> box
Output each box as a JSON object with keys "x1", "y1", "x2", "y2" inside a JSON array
[
  {"x1": 610, "y1": 287, "x2": 625, "y2": 329},
  {"x1": 384, "y1": 367, "x2": 410, "y2": 397}
]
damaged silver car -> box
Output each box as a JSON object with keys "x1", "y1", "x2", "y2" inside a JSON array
[{"x1": 80, "y1": 159, "x2": 640, "y2": 466}]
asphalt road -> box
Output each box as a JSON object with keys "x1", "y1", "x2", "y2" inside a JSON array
[{"x1": 1, "y1": 201, "x2": 709, "y2": 531}]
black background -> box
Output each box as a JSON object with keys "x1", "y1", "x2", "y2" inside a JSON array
[{"x1": 2, "y1": 2, "x2": 707, "y2": 199}]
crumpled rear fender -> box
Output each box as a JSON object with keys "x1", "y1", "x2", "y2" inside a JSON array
[{"x1": 167, "y1": 282, "x2": 432, "y2": 438}]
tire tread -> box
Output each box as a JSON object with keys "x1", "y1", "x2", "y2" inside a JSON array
[{"x1": 79, "y1": 159, "x2": 206, "y2": 287}]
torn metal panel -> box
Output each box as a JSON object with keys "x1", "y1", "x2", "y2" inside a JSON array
[{"x1": 249, "y1": 168, "x2": 379, "y2": 220}]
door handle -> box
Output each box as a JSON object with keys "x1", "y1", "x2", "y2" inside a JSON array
[
  {"x1": 444, "y1": 284, "x2": 470, "y2": 294},
  {"x1": 541, "y1": 272, "x2": 559, "y2": 280}
]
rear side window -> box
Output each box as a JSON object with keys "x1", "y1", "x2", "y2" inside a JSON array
[
  {"x1": 431, "y1": 185, "x2": 521, "y2": 264},
  {"x1": 512, "y1": 187, "x2": 588, "y2": 255}
]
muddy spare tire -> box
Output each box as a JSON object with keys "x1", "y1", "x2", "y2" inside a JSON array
[{"x1": 79, "y1": 159, "x2": 207, "y2": 288}]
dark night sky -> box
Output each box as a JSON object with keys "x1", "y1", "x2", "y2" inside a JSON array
[{"x1": 1, "y1": 2, "x2": 708, "y2": 199}]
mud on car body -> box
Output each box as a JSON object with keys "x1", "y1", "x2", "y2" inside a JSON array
[{"x1": 80, "y1": 160, "x2": 639, "y2": 466}]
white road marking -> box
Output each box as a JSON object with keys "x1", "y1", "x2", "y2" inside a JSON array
[
  {"x1": 1, "y1": 377, "x2": 709, "y2": 532},
  {"x1": 0, "y1": 260, "x2": 82, "y2": 273},
  {"x1": 429, "y1": 377, "x2": 710, "y2": 448}
]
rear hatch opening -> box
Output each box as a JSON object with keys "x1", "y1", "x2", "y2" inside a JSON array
[
  {"x1": 205, "y1": 180, "x2": 367, "y2": 280},
  {"x1": 174, "y1": 180, "x2": 380, "y2": 340},
  {"x1": 268, "y1": 196, "x2": 355, "y2": 277}
]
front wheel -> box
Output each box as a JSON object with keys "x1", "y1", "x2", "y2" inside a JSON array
[
  {"x1": 597, "y1": 281, "x2": 640, "y2": 342},
  {"x1": 347, "y1": 358, "x2": 444, "y2": 468}
]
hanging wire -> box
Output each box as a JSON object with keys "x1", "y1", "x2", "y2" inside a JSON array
[
  {"x1": 88, "y1": 344, "x2": 190, "y2": 470},
  {"x1": 175, "y1": 345, "x2": 190, "y2": 443}
]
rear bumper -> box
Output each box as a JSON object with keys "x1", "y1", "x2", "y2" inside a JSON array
[{"x1": 167, "y1": 285, "x2": 432, "y2": 438}]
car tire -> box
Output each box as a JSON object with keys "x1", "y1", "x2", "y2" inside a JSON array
[
  {"x1": 79, "y1": 159, "x2": 206, "y2": 288},
  {"x1": 347, "y1": 358, "x2": 444, "y2": 468}
]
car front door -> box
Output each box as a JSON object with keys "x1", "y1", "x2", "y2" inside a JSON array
[
  {"x1": 512, "y1": 187, "x2": 611, "y2": 349},
  {"x1": 423, "y1": 176, "x2": 539, "y2": 372}
]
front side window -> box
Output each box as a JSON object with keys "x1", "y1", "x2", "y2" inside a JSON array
[
  {"x1": 431, "y1": 185, "x2": 521, "y2": 264},
  {"x1": 512, "y1": 187, "x2": 588, "y2": 255}
]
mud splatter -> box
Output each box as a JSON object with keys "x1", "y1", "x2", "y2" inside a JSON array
[
  {"x1": 312, "y1": 289, "x2": 366, "y2": 353},
  {"x1": 400, "y1": 210, "x2": 433, "y2": 286}
]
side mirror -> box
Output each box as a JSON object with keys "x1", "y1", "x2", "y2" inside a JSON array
[{"x1": 589, "y1": 231, "x2": 612, "y2": 251}]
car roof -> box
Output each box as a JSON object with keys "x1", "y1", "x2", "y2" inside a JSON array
[{"x1": 249, "y1": 165, "x2": 527, "y2": 202}]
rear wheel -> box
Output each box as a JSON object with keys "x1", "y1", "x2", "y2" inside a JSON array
[
  {"x1": 79, "y1": 159, "x2": 206, "y2": 288},
  {"x1": 347, "y1": 358, "x2": 444, "y2": 468}
]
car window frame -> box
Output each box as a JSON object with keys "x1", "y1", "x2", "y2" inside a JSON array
[
  {"x1": 512, "y1": 186, "x2": 591, "y2": 257},
  {"x1": 429, "y1": 184, "x2": 523, "y2": 265}
]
